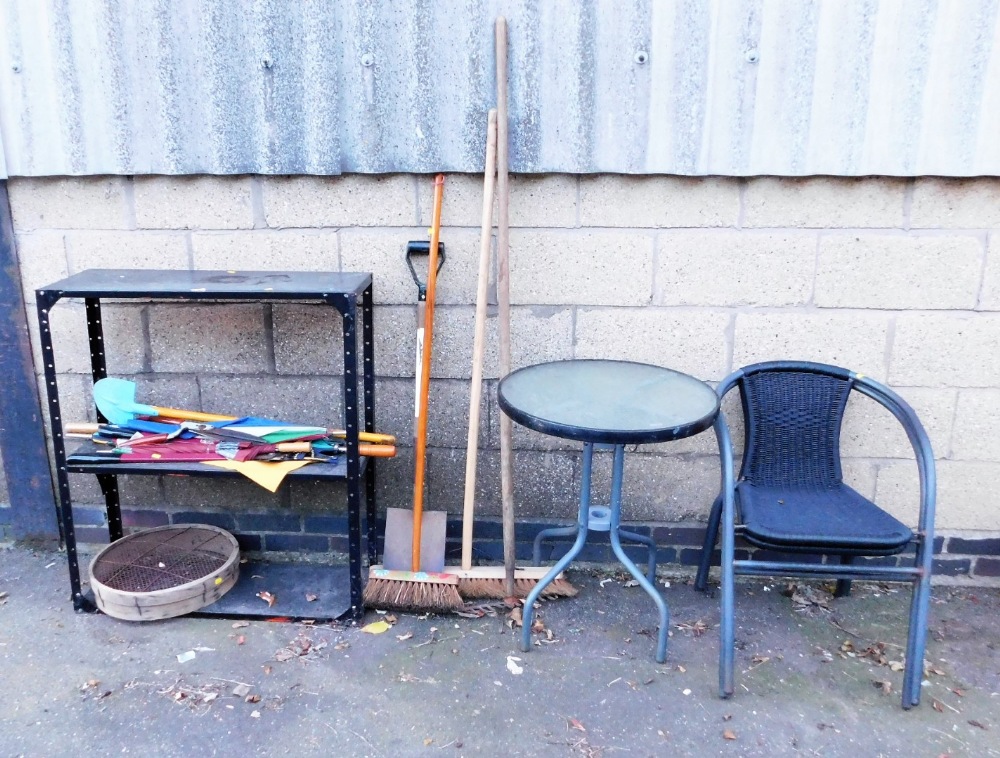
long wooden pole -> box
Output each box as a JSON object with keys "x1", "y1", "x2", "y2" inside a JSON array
[
  {"x1": 495, "y1": 16, "x2": 516, "y2": 597},
  {"x1": 462, "y1": 110, "x2": 498, "y2": 572}
]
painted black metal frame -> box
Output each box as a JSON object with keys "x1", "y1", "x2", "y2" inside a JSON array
[{"x1": 34, "y1": 269, "x2": 378, "y2": 622}]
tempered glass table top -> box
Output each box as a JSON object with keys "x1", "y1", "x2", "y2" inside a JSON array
[{"x1": 497, "y1": 359, "x2": 719, "y2": 444}]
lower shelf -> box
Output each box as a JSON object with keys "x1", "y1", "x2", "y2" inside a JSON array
[
  {"x1": 193, "y1": 561, "x2": 355, "y2": 621},
  {"x1": 80, "y1": 560, "x2": 356, "y2": 622}
]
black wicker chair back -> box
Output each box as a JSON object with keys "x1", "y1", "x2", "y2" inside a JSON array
[{"x1": 741, "y1": 370, "x2": 850, "y2": 488}]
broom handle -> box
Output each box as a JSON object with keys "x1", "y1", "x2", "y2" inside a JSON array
[
  {"x1": 412, "y1": 175, "x2": 446, "y2": 572},
  {"x1": 462, "y1": 110, "x2": 498, "y2": 573},
  {"x1": 496, "y1": 16, "x2": 516, "y2": 597}
]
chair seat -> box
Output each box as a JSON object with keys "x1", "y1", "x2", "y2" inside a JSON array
[{"x1": 737, "y1": 482, "x2": 913, "y2": 554}]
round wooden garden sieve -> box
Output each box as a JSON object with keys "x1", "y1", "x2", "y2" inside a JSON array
[{"x1": 88, "y1": 524, "x2": 240, "y2": 621}]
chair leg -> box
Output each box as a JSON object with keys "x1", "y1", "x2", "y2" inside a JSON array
[
  {"x1": 902, "y1": 557, "x2": 934, "y2": 708},
  {"x1": 695, "y1": 494, "x2": 723, "y2": 591},
  {"x1": 834, "y1": 555, "x2": 854, "y2": 598},
  {"x1": 713, "y1": 415, "x2": 737, "y2": 698}
]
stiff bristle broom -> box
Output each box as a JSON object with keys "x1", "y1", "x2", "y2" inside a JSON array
[
  {"x1": 451, "y1": 24, "x2": 575, "y2": 601},
  {"x1": 362, "y1": 175, "x2": 464, "y2": 614}
]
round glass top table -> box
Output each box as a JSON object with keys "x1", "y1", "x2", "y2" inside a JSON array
[{"x1": 497, "y1": 359, "x2": 722, "y2": 663}]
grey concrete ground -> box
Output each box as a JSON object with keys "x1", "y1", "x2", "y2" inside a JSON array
[{"x1": 1, "y1": 544, "x2": 998, "y2": 758}]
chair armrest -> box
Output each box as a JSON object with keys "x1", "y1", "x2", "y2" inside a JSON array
[{"x1": 850, "y1": 374, "x2": 937, "y2": 540}]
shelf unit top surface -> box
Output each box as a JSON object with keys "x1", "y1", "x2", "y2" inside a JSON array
[{"x1": 38, "y1": 269, "x2": 372, "y2": 299}]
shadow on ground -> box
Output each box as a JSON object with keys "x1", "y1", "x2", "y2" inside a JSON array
[{"x1": 1, "y1": 545, "x2": 998, "y2": 757}]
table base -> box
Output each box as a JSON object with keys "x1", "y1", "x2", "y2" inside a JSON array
[{"x1": 520, "y1": 442, "x2": 669, "y2": 663}]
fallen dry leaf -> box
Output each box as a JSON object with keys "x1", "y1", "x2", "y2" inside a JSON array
[
  {"x1": 932, "y1": 699, "x2": 944, "y2": 712},
  {"x1": 968, "y1": 720, "x2": 987, "y2": 730},
  {"x1": 305, "y1": 594, "x2": 318, "y2": 602},
  {"x1": 396, "y1": 632, "x2": 414, "y2": 642},
  {"x1": 262, "y1": 665, "x2": 272, "y2": 675},
  {"x1": 256, "y1": 591, "x2": 277, "y2": 608},
  {"x1": 423, "y1": 738, "x2": 433, "y2": 747},
  {"x1": 568, "y1": 718, "x2": 586, "y2": 732},
  {"x1": 80, "y1": 679, "x2": 99, "y2": 691},
  {"x1": 507, "y1": 607, "x2": 523, "y2": 628},
  {"x1": 245, "y1": 694, "x2": 261, "y2": 704},
  {"x1": 723, "y1": 729, "x2": 737, "y2": 741},
  {"x1": 361, "y1": 620, "x2": 391, "y2": 635},
  {"x1": 385, "y1": 614, "x2": 397, "y2": 624},
  {"x1": 232, "y1": 621, "x2": 250, "y2": 629},
  {"x1": 872, "y1": 679, "x2": 892, "y2": 695}
]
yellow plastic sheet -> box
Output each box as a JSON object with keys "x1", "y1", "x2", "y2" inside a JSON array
[{"x1": 202, "y1": 460, "x2": 310, "y2": 492}]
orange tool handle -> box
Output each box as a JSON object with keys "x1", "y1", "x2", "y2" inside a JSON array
[
  {"x1": 272, "y1": 442, "x2": 397, "y2": 457},
  {"x1": 412, "y1": 174, "x2": 445, "y2": 571}
]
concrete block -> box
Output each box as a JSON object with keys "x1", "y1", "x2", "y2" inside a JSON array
[
  {"x1": 38, "y1": 302, "x2": 145, "y2": 378},
  {"x1": 199, "y1": 375, "x2": 344, "y2": 429},
  {"x1": 263, "y1": 175, "x2": 415, "y2": 228},
  {"x1": 877, "y1": 460, "x2": 1000, "y2": 531},
  {"x1": 889, "y1": 313, "x2": 1000, "y2": 387},
  {"x1": 427, "y1": 447, "x2": 579, "y2": 518},
  {"x1": 509, "y1": 230, "x2": 654, "y2": 305},
  {"x1": 511, "y1": 306, "x2": 574, "y2": 371},
  {"x1": 375, "y1": 378, "x2": 416, "y2": 445},
  {"x1": 191, "y1": 230, "x2": 338, "y2": 271},
  {"x1": 580, "y1": 175, "x2": 739, "y2": 228},
  {"x1": 340, "y1": 228, "x2": 479, "y2": 305},
  {"x1": 508, "y1": 175, "x2": 578, "y2": 228},
  {"x1": 416, "y1": 173, "x2": 483, "y2": 228},
  {"x1": 655, "y1": 232, "x2": 814, "y2": 306},
  {"x1": 744, "y1": 177, "x2": 906, "y2": 228},
  {"x1": 979, "y1": 234, "x2": 1000, "y2": 310},
  {"x1": 841, "y1": 387, "x2": 956, "y2": 460},
  {"x1": 149, "y1": 304, "x2": 269, "y2": 373},
  {"x1": 286, "y1": 480, "x2": 350, "y2": 515},
  {"x1": 134, "y1": 176, "x2": 254, "y2": 229},
  {"x1": 842, "y1": 459, "x2": 878, "y2": 500},
  {"x1": 272, "y1": 303, "x2": 345, "y2": 375},
  {"x1": 426, "y1": 379, "x2": 489, "y2": 449},
  {"x1": 65, "y1": 231, "x2": 189, "y2": 272},
  {"x1": 575, "y1": 308, "x2": 730, "y2": 381},
  {"x1": 911, "y1": 178, "x2": 1000, "y2": 229},
  {"x1": 8, "y1": 177, "x2": 129, "y2": 230},
  {"x1": 16, "y1": 232, "x2": 68, "y2": 303},
  {"x1": 815, "y1": 234, "x2": 983, "y2": 309},
  {"x1": 951, "y1": 389, "x2": 1000, "y2": 461},
  {"x1": 426, "y1": 306, "x2": 492, "y2": 379},
  {"x1": 118, "y1": 476, "x2": 167, "y2": 508},
  {"x1": 588, "y1": 451, "x2": 720, "y2": 521},
  {"x1": 734, "y1": 311, "x2": 891, "y2": 381},
  {"x1": 131, "y1": 374, "x2": 203, "y2": 414},
  {"x1": 373, "y1": 305, "x2": 418, "y2": 378}
]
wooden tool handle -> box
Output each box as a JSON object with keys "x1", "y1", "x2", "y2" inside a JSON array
[
  {"x1": 462, "y1": 109, "x2": 498, "y2": 572},
  {"x1": 275, "y1": 442, "x2": 313, "y2": 453},
  {"x1": 412, "y1": 175, "x2": 445, "y2": 572},
  {"x1": 495, "y1": 15, "x2": 516, "y2": 597},
  {"x1": 65, "y1": 423, "x2": 100, "y2": 434},
  {"x1": 332, "y1": 430, "x2": 396, "y2": 445},
  {"x1": 152, "y1": 406, "x2": 236, "y2": 423},
  {"x1": 360, "y1": 444, "x2": 396, "y2": 458}
]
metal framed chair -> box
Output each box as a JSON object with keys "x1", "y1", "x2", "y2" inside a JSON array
[{"x1": 695, "y1": 361, "x2": 936, "y2": 709}]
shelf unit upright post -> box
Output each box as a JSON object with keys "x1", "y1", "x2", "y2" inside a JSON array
[{"x1": 34, "y1": 269, "x2": 378, "y2": 622}]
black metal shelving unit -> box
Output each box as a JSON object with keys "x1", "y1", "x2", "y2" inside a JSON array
[{"x1": 35, "y1": 269, "x2": 378, "y2": 622}]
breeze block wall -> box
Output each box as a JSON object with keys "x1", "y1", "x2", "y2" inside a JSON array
[{"x1": 7, "y1": 174, "x2": 1000, "y2": 583}]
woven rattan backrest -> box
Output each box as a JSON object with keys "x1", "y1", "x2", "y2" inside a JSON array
[{"x1": 739, "y1": 369, "x2": 852, "y2": 487}]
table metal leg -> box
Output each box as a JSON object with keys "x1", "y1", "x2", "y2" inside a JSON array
[
  {"x1": 521, "y1": 442, "x2": 594, "y2": 653},
  {"x1": 607, "y1": 445, "x2": 669, "y2": 663}
]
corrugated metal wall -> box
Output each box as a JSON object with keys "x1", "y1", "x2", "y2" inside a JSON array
[{"x1": 0, "y1": 0, "x2": 998, "y2": 178}]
